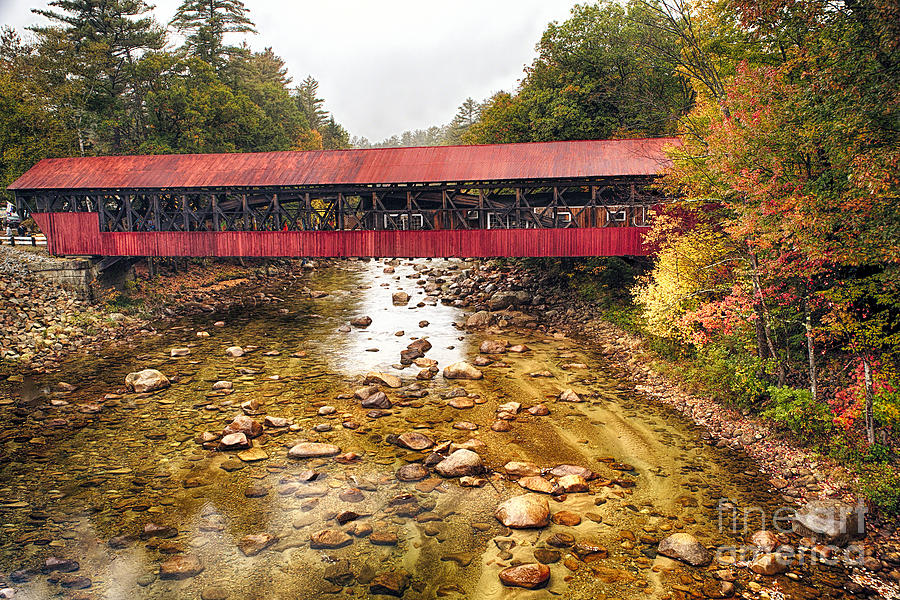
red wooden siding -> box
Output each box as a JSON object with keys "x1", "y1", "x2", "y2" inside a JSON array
[
  {"x1": 9, "y1": 137, "x2": 678, "y2": 190},
  {"x1": 34, "y1": 212, "x2": 649, "y2": 257}
]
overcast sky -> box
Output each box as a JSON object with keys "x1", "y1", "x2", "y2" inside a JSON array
[{"x1": 0, "y1": 0, "x2": 578, "y2": 141}]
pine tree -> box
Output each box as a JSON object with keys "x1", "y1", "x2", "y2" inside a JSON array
[
  {"x1": 169, "y1": 0, "x2": 256, "y2": 69},
  {"x1": 295, "y1": 76, "x2": 328, "y2": 131},
  {"x1": 29, "y1": 0, "x2": 165, "y2": 152}
]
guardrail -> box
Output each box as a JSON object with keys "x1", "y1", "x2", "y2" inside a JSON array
[{"x1": 0, "y1": 235, "x2": 47, "y2": 247}]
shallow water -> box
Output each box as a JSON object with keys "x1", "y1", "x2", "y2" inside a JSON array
[{"x1": 0, "y1": 259, "x2": 870, "y2": 599}]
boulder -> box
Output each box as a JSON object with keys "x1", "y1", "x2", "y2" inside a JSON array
[
  {"x1": 218, "y1": 432, "x2": 249, "y2": 451},
  {"x1": 288, "y1": 442, "x2": 341, "y2": 459},
  {"x1": 750, "y1": 552, "x2": 789, "y2": 576},
  {"x1": 159, "y1": 555, "x2": 203, "y2": 580},
  {"x1": 479, "y1": 340, "x2": 507, "y2": 354},
  {"x1": 407, "y1": 339, "x2": 432, "y2": 353},
  {"x1": 465, "y1": 311, "x2": 494, "y2": 329},
  {"x1": 223, "y1": 415, "x2": 263, "y2": 439},
  {"x1": 361, "y1": 391, "x2": 392, "y2": 409},
  {"x1": 443, "y1": 362, "x2": 483, "y2": 380},
  {"x1": 488, "y1": 291, "x2": 519, "y2": 311},
  {"x1": 396, "y1": 432, "x2": 435, "y2": 451},
  {"x1": 435, "y1": 449, "x2": 484, "y2": 477},
  {"x1": 350, "y1": 316, "x2": 372, "y2": 328},
  {"x1": 392, "y1": 292, "x2": 410, "y2": 305},
  {"x1": 498, "y1": 563, "x2": 550, "y2": 589},
  {"x1": 495, "y1": 494, "x2": 550, "y2": 528},
  {"x1": 364, "y1": 372, "x2": 402, "y2": 388},
  {"x1": 558, "y1": 389, "x2": 583, "y2": 402},
  {"x1": 749, "y1": 530, "x2": 780, "y2": 553},
  {"x1": 792, "y1": 499, "x2": 866, "y2": 546},
  {"x1": 124, "y1": 369, "x2": 170, "y2": 393},
  {"x1": 657, "y1": 533, "x2": 712, "y2": 566},
  {"x1": 503, "y1": 461, "x2": 541, "y2": 477},
  {"x1": 518, "y1": 476, "x2": 555, "y2": 494},
  {"x1": 557, "y1": 474, "x2": 589, "y2": 493},
  {"x1": 238, "y1": 533, "x2": 277, "y2": 556},
  {"x1": 310, "y1": 529, "x2": 352, "y2": 549},
  {"x1": 224, "y1": 346, "x2": 244, "y2": 357}
]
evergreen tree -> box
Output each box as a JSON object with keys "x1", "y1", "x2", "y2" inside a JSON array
[
  {"x1": 169, "y1": 0, "x2": 256, "y2": 69},
  {"x1": 294, "y1": 76, "x2": 328, "y2": 131},
  {"x1": 29, "y1": 0, "x2": 166, "y2": 153}
]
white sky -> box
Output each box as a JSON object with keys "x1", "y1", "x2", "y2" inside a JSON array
[{"x1": 0, "y1": 0, "x2": 578, "y2": 142}]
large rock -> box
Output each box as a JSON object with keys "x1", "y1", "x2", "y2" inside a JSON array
[
  {"x1": 218, "y1": 432, "x2": 249, "y2": 451},
  {"x1": 657, "y1": 533, "x2": 712, "y2": 566},
  {"x1": 443, "y1": 362, "x2": 483, "y2": 380},
  {"x1": 369, "y1": 570, "x2": 409, "y2": 597},
  {"x1": 466, "y1": 311, "x2": 494, "y2": 329},
  {"x1": 238, "y1": 533, "x2": 277, "y2": 556},
  {"x1": 499, "y1": 563, "x2": 550, "y2": 589},
  {"x1": 310, "y1": 529, "x2": 352, "y2": 549},
  {"x1": 361, "y1": 391, "x2": 392, "y2": 409},
  {"x1": 495, "y1": 494, "x2": 550, "y2": 528},
  {"x1": 364, "y1": 372, "x2": 402, "y2": 388},
  {"x1": 396, "y1": 432, "x2": 435, "y2": 451},
  {"x1": 488, "y1": 291, "x2": 520, "y2": 311},
  {"x1": 392, "y1": 292, "x2": 410, "y2": 305},
  {"x1": 435, "y1": 449, "x2": 484, "y2": 477},
  {"x1": 159, "y1": 555, "x2": 203, "y2": 580},
  {"x1": 750, "y1": 552, "x2": 789, "y2": 576},
  {"x1": 350, "y1": 315, "x2": 373, "y2": 327},
  {"x1": 479, "y1": 340, "x2": 507, "y2": 354},
  {"x1": 124, "y1": 369, "x2": 170, "y2": 393},
  {"x1": 225, "y1": 346, "x2": 244, "y2": 357},
  {"x1": 223, "y1": 415, "x2": 263, "y2": 439},
  {"x1": 503, "y1": 461, "x2": 541, "y2": 477},
  {"x1": 558, "y1": 389, "x2": 583, "y2": 402},
  {"x1": 792, "y1": 499, "x2": 866, "y2": 546},
  {"x1": 288, "y1": 442, "x2": 341, "y2": 459}
]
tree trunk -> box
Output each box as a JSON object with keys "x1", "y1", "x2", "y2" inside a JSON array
[
  {"x1": 862, "y1": 357, "x2": 876, "y2": 446},
  {"x1": 805, "y1": 296, "x2": 817, "y2": 400},
  {"x1": 748, "y1": 252, "x2": 785, "y2": 385}
]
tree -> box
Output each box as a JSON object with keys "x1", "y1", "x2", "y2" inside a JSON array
[
  {"x1": 29, "y1": 0, "x2": 166, "y2": 153},
  {"x1": 445, "y1": 97, "x2": 481, "y2": 143},
  {"x1": 169, "y1": 0, "x2": 256, "y2": 69},
  {"x1": 321, "y1": 116, "x2": 350, "y2": 149},
  {"x1": 294, "y1": 76, "x2": 328, "y2": 131}
]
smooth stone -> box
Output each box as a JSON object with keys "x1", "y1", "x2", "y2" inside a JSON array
[
  {"x1": 498, "y1": 563, "x2": 550, "y2": 589},
  {"x1": 495, "y1": 494, "x2": 550, "y2": 528},
  {"x1": 310, "y1": 529, "x2": 352, "y2": 549},
  {"x1": 435, "y1": 449, "x2": 484, "y2": 477},
  {"x1": 443, "y1": 362, "x2": 483, "y2": 380},
  {"x1": 657, "y1": 533, "x2": 712, "y2": 566},
  {"x1": 124, "y1": 369, "x2": 170, "y2": 393},
  {"x1": 159, "y1": 555, "x2": 203, "y2": 580},
  {"x1": 288, "y1": 442, "x2": 341, "y2": 459}
]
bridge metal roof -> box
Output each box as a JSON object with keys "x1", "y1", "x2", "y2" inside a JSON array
[{"x1": 9, "y1": 137, "x2": 678, "y2": 191}]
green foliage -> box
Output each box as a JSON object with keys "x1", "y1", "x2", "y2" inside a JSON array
[
  {"x1": 762, "y1": 386, "x2": 834, "y2": 442},
  {"x1": 464, "y1": 0, "x2": 692, "y2": 144},
  {"x1": 858, "y1": 462, "x2": 900, "y2": 517},
  {"x1": 169, "y1": 0, "x2": 256, "y2": 69}
]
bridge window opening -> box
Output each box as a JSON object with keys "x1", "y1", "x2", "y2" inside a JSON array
[{"x1": 384, "y1": 213, "x2": 424, "y2": 230}]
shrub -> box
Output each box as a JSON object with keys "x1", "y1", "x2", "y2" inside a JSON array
[
  {"x1": 762, "y1": 386, "x2": 834, "y2": 442},
  {"x1": 858, "y1": 462, "x2": 900, "y2": 516}
]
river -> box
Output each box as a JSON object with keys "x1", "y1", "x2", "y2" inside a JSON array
[{"x1": 0, "y1": 259, "x2": 878, "y2": 599}]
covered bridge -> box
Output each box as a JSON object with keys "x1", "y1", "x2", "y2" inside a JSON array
[{"x1": 8, "y1": 137, "x2": 676, "y2": 258}]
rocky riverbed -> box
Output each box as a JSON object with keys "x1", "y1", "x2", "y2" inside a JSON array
[{"x1": 0, "y1": 258, "x2": 897, "y2": 600}]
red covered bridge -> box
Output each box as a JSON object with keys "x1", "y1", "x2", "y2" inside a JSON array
[{"x1": 8, "y1": 137, "x2": 676, "y2": 258}]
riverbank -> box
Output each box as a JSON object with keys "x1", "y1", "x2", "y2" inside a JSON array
[
  {"x1": 0, "y1": 247, "x2": 313, "y2": 376},
  {"x1": 456, "y1": 260, "x2": 900, "y2": 577}
]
